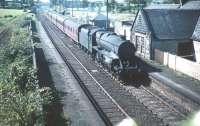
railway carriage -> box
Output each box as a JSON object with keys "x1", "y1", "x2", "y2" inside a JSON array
[
  {"x1": 56, "y1": 15, "x2": 66, "y2": 32},
  {"x1": 51, "y1": 13, "x2": 57, "y2": 25},
  {"x1": 46, "y1": 12, "x2": 52, "y2": 21},
  {"x1": 64, "y1": 19, "x2": 81, "y2": 43}
]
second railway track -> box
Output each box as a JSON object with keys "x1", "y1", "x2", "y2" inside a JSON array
[{"x1": 40, "y1": 15, "x2": 188, "y2": 126}]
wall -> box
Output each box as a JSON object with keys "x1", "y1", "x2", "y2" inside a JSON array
[
  {"x1": 152, "y1": 40, "x2": 178, "y2": 55},
  {"x1": 114, "y1": 22, "x2": 131, "y2": 40},
  {"x1": 131, "y1": 32, "x2": 151, "y2": 59},
  {"x1": 194, "y1": 41, "x2": 200, "y2": 63},
  {"x1": 163, "y1": 52, "x2": 200, "y2": 81},
  {"x1": 152, "y1": 39, "x2": 193, "y2": 61}
]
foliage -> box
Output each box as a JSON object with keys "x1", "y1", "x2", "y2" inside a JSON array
[
  {"x1": 0, "y1": 14, "x2": 51, "y2": 126},
  {"x1": 82, "y1": 0, "x2": 89, "y2": 8},
  {"x1": 0, "y1": 9, "x2": 25, "y2": 28},
  {"x1": 0, "y1": 9, "x2": 25, "y2": 17}
]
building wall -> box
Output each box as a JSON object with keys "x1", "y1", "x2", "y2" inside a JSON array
[
  {"x1": 122, "y1": 25, "x2": 131, "y2": 40},
  {"x1": 131, "y1": 32, "x2": 151, "y2": 59},
  {"x1": 94, "y1": 20, "x2": 110, "y2": 29},
  {"x1": 152, "y1": 40, "x2": 178, "y2": 54},
  {"x1": 131, "y1": 32, "x2": 193, "y2": 60},
  {"x1": 114, "y1": 22, "x2": 132, "y2": 40},
  {"x1": 114, "y1": 21, "x2": 122, "y2": 36},
  {"x1": 131, "y1": 10, "x2": 152, "y2": 59},
  {"x1": 152, "y1": 39, "x2": 193, "y2": 59},
  {"x1": 194, "y1": 41, "x2": 200, "y2": 63}
]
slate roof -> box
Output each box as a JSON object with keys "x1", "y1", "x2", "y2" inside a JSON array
[
  {"x1": 132, "y1": 10, "x2": 151, "y2": 34},
  {"x1": 92, "y1": 14, "x2": 108, "y2": 21},
  {"x1": 180, "y1": 0, "x2": 200, "y2": 10},
  {"x1": 145, "y1": 4, "x2": 180, "y2": 9},
  {"x1": 5, "y1": 0, "x2": 21, "y2": 2},
  {"x1": 192, "y1": 17, "x2": 200, "y2": 41},
  {"x1": 122, "y1": 21, "x2": 133, "y2": 26},
  {"x1": 151, "y1": 0, "x2": 179, "y2": 4},
  {"x1": 133, "y1": 9, "x2": 200, "y2": 40}
]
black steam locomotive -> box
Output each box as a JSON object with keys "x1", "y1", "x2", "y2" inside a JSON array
[{"x1": 45, "y1": 12, "x2": 139, "y2": 78}]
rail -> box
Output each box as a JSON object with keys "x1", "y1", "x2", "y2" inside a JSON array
[{"x1": 41, "y1": 19, "x2": 130, "y2": 126}]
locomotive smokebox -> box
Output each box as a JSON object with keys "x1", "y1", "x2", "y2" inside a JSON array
[{"x1": 118, "y1": 41, "x2": 136, "y2": 61}]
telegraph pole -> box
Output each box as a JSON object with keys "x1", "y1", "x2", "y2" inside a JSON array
[
  {"x1": 72, "y1": 0, "x2": 74, "y2": 16},
  {"x1": 106, "y1": 0, "x2": 108, "y2": 30}
]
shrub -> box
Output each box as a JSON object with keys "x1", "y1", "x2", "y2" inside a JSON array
[
  {"x1": 4, "y1": 14, "x2": 13, "y2": 18},
  {"x1": 0, "y1": 14, "x2": 51, "y2": 126}
]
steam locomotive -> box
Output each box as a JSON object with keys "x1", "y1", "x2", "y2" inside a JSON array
[{"x1": 45, "y1": 12, "x2": 139, "y2": 78}]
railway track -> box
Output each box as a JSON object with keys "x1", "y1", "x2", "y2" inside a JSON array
[
  {"x1": 0, "y1": 28, "x2": 9, "y2": 41},
  {"x1": 40, "y1": 16, "x2": 188, "y2": 126},
  {"x1": 41, "y1": 17, "x2": 128, "y2": 126}
]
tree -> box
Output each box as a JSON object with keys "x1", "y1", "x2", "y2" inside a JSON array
[
  {"x1": 109, "y1": 0, "x2": 116, "y2": 13},
  {"x1": 1, "y1": 0, "x2": 6, "y2": 8},
  {"x1": 82, "y1": 0, "x2": 89, "y2": 8}
]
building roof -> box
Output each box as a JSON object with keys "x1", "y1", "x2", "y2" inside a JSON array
[
  {"x1": 5, "y1": 0, "x2": 21, "y2": 2},
  {"x1": 133, "y1": 9, "x2": 200, "y2": 40},
  {"x1": 145, "y1": 4, "x2": 180, "y2": 9},
  {"x1": 92, "y1": 14, "x2": 108, "y2": 21},
  {"x1": 122, "y1": 21, "x2": 133, "y2": 26},
  {"x1": 132, "y1": 10, "x2": 151, "y2": 34},
  {"x1": 151, "y1": 0, "x2": 179, "y2": 4},
  {"x1": 192, "y1": 17, "x2": 200, "y2": 42},
  {"x1": 180, "y1": 0, "x2": 200, "y2": 10}
]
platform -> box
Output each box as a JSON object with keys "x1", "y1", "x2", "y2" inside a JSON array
[
  {"x1": 36, "y1": 19, "x2": 105, "y2": 126},
  {"x1": 144, "y1": 58, "x2": 200, "y2": 105}
]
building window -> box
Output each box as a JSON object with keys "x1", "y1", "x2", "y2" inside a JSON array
[
  {"x1": 136, "y1": 36, "x2": 140, "y2": 50},
  {"x1": 141, "y1": 37, "x2": 145, "y2": 53},
  {"x1": 135, "y1": 35, "x2": 145, "y2": 55}
]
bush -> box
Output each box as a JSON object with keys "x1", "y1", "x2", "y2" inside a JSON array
[
  {"x1": 0, "y1": 14, "x2": 51, "y2": 126},
  {"x1": 0, "y1": 22, "x2": 3, "y2": 26},
  {"x1": 4, "y1": 14, "x2": 13, "y2": 18}
]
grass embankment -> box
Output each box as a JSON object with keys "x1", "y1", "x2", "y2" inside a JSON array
[
  {"x1": 0, "y1": 9, "x2": 25, "y2": 29},
  {"x1": 0, "y1": 13, "x2": 51, "y2": 126}
]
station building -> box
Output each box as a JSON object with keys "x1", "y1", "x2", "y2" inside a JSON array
[
  {"x1": 192, "y1": 17, "x2": 200, "y2": 63},
  {"x1": 131, "y1": 1, "x2": 200, "y2": 60}
]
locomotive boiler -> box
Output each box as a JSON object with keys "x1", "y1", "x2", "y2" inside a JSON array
[{"x1": 94, "y1": 31, "x2": 138, "y2": 75}]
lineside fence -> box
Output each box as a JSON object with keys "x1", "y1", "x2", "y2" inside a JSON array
[{"x1": 154, "y1": 49, "x2": 200, "y2": 81}]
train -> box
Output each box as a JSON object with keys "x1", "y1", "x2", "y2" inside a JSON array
[{"x1": 44, "y1": 12, "x2": 140, "y2": 78}]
